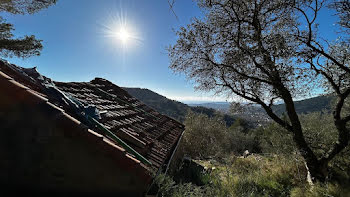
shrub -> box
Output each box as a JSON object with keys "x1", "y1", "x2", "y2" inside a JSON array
[
  {"x1": 154, "y1": 174, "x2": 216, "y2": 197},
  {"x1": 256, "y1": 122, "x2": 296, "y2": 155},
  {"x1": 180, "y1": 111, "x2": 230, "y2": 159},
  {"x1": 299, "y1": 112, "x2": 338, "y2": 158},
  {"x1": 228, "y1": 126, "x2": 260, "y2": 154},
  {"x1": 257, "y1": 112, "x2": 350, "y2": 181},
  {"x1": 179, "y1": 111, "x2": 259, "y2": 160}
]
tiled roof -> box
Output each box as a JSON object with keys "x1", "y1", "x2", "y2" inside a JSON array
[
  {"x1": 0, "y1": 69, "x2": 152, "y2": 184},
  {"x1": 0, "y1": 60, "x2": 184, "y2": 173},
  {"x1": 0, "y1": 68, "x2": 155, "y2": 186},
  {"x1": 54, "y1": 78, "x2": 185, "y2": 170}
]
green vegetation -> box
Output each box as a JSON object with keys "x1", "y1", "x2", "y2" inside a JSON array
[
  {"x1": 157, "y1": 155, "x2": 350, "y2": 197},
  {"x1": 156, "y1": 111, "x2": 350, "y2": 196},
  {"x1": 177, "y1": 111, "x2": 257, "y2": 159}
]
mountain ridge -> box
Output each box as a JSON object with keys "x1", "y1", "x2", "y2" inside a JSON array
[
  {"x1": 124, "y1": 87, "x2": 334, "y2": 127},
  {"x1": 189, "y1": 95, "x2": 334, "y2": 115}
]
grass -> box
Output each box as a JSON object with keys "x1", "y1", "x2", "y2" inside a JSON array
[
  {"x1": 156, "y1": 154, "x2": 350, "y2": 197},
  {"x1": 205, "y1": 154, "x2": 306, "y2": 197}
]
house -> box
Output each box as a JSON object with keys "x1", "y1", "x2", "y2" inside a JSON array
[{"x1": 0, "y1": 59, "x2": 184, "y2": 196}]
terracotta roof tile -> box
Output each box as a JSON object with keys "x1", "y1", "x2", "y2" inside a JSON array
[{"x1": 53, "y1": 78, "x2": 185, "y2": 171}]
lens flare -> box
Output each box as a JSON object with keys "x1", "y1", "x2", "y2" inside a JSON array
[{"x1": 100, "y1": 8, "x2": 141, "y2": 49}]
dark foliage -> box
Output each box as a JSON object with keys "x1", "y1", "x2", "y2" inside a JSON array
[
  {"x1": 0, "y1": 0, "x2": 57, "y2": 58},
  {"x1": 0, "y1": 0, "x2": 57, "y2": 14}
]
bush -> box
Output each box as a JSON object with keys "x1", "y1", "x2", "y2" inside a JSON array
[
  {"x1": 256, "y1": 112, "x2": 350, "y2": 182},
  {"x1": 154, "y1": 174, "x2": 217, "y2": 197},
  {"x1": 179, "y1": 111, "x2": 259, "y2": 160},
  {"x1": 299, "y1": 112, "x2": 338, "y2": 158},
  {"x1": 228, "y1": 126, "x2": 261, "y2": 154},
  {"x1": 180, "y1": 111, "x2": 230, "y2": 159},
  {"x1": 255, "y1": 122, "x2": 296, "y2": 155}
]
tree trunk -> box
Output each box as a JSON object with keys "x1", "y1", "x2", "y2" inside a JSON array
[
  {"x1": 291, "y1": 128, "x2": 328, "y2": 182},
  {"x1": 280, "y1": 87, "x2": 328, "y2": 181},
  {"x1": 305, "y1": 157, "x2": 329, "y2": 182}
]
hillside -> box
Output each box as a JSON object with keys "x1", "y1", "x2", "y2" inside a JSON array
[
  {"x1": 190, "y1": 95, "x2": 334, "y2": 115},
  {"x1": 124, "y1": 87, "x2": 188, "y2": 122},
  {"x1": 124, "y1": 87, "x2": 335, "y2": 127},
  {"x1": 124, "y1": 87, "x2": 235, "y2": 125},
  {"x1": 271, "y1": 95, "x2": 334, "y2": 115}
]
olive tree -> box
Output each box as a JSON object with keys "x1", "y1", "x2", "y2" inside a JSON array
[
  {"x1": 168, "y1": 0, "x2": 349, "y2": 181},
  {"x1": 329, "y1": 0, "x2": 350, "y2": 34}
]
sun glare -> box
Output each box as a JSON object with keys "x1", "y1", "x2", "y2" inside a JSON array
[
  {"x1": 117, "y1": 28, "x2": 129, "y2": 43},
  {"x1": 100, "y1": 6, "x2": 142, "y2": 51}
]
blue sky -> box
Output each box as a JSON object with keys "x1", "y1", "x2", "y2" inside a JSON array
[{"x1": 2, "y1": 0, "x2": 340, "y2": 103}]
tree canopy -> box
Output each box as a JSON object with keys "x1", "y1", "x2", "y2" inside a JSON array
[
  {"x1": 0, "y1": 0, "x2": 56, "y2": 15},
  {"x1": 0, "y1": 0, "x2": 57, "y2": 58},
  {"x1": 169, "y1": 0, "x2": 350, "y2": 182}
]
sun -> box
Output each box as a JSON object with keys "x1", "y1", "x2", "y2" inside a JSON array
[
  {"x1": 117, "y1": 27, "x2": 130, "y2": 43},
  {"x1": 100, "y1": 8, "x2": 142, "y2": 49}
]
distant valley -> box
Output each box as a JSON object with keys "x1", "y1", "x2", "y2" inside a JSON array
[
  {"x1": 188, "y1": 102, "x2": 230, "y2": 112},
  {"x1": 124, "y1": 87, "x2": 335, "y2": 127},
  {"x1": 189, "y1": 102, "x2": 231, "y2": 112},
  {"x1": 189, "y1": 95, "x2": 334, "y2": 115}
]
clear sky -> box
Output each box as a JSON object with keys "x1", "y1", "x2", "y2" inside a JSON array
[{"x1": 2, "y1": 0, "x2": 339, "y2": 103}]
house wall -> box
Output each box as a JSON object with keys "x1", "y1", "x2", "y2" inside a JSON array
[{"x1": 0, "y1": 89, "x2": 151, "y2": 196}]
